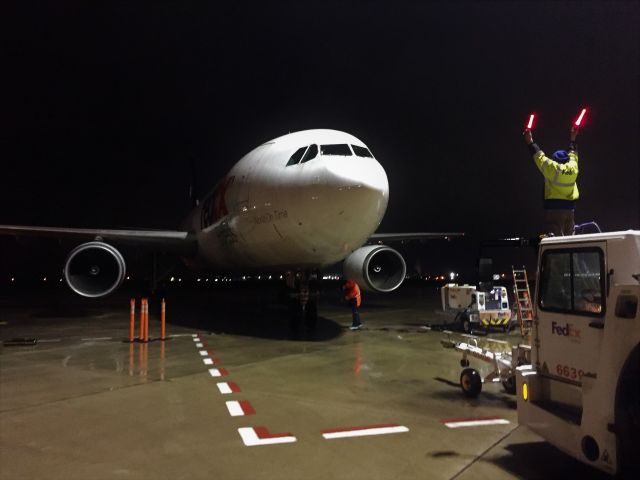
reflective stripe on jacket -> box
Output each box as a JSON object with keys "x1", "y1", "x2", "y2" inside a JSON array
[{"x1": 533, "y1": 150, "x2": 579, "y2": 201}]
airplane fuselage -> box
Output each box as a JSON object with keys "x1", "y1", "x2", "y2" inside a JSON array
[{"x1": 183, "y1": 129, "x2": 389, "y2": 270}]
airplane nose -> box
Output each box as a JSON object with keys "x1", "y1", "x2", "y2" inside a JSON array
[
  {"x1": 323, "y1": 157, "x2": 389, "y2": 229},
  {"x1": 324, "y1": 157, "x2": 389, "y2": 195}
]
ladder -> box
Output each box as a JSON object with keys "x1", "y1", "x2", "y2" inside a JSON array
[{"x1": 512, "y1": 266, "x2": 534, "y2": 337}]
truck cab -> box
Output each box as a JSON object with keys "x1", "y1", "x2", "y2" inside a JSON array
[{"x1": 516, "y1": 230, "x2": 640, "y2": 475}]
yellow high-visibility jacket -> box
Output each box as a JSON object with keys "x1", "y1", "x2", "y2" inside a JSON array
[{"x1": 533, "y1": 150, "x2": 579, "y2": 201}]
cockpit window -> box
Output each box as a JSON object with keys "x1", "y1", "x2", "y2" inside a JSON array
[
  {"x1": 351, "y1": 145, "x2": 374, "y2": 158},
  {"x1": 286, "y1": 146, "x2": 308, "y2": 166},
  {"x1": 300, "y1": 144, "x2": 318, "y2": 163},
  {"x1": 320, "y1": 144, "x2": 352, "y2": 156}
]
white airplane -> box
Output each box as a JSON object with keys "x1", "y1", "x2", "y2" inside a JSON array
[{"x1": 0, "y1": 129, "x2": 460, "y2": 302}]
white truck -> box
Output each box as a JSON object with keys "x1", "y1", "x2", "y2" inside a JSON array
[
  {"x1": 516, "y1": 230, "x2": 640, "y2": 476},
  {"x1": 441, "y1": 283, "x2": 512, "y2": 333}
]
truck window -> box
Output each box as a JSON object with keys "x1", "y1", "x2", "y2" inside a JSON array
[{"x1": 538, "y1": 248, "x2": 605, "y2": 317}]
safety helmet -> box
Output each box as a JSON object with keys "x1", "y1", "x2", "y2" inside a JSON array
[{"x1": 552, "y1": 150, "x2": 570, "y2": 164}]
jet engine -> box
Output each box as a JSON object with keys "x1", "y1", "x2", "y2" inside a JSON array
[
  {"x1": 64, "y1": 242, "x2": 126, "y2": 298},
  {"x1": 343, "y1": 245, "x2": 406, "y2": 292}
]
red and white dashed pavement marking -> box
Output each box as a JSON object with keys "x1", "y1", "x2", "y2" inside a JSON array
[
  {"x1": 238, "y1": 427, "x2": 297, "y2": 446},
  {"x1": 208, "y1": 368, "x2": 229, "y2": 377},
  {"x1": 217, "y1": 382, "x2": 241, "y2": 394},
  {"x1": 321, "y1": 424, "x2": 409, "y2": 440},
  {"x1": 226, "y1": 400, "x2": 256, "y2": 417},
  {"x1": 441, "y1": 416, "x2": 510, "y2": 428},
  {"x1": 195, "y1": 342, "x2": 204, "y2": 348},
  {"x1": 199, "y1": 350, "x2": 211, "y2": 356}
]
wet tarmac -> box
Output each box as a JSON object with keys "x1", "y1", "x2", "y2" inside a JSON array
[{"x1": 0, "y1": 284, "x2": 610, "y2": 479}]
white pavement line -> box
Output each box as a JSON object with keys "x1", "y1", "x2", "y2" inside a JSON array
[
  {"x1": 191, "y1": 334, "x2": 198, "y2": 337},
  {"x1": 322, "y1": 425, "x2": 409, "y2": 440},
  {"x1": 38, "y1": 338, "x2": 63, "y2": 343},
  {"x1": 195, "y1": 342, "x2": 204, "y2": 348},
  {"x1": 81, "y1": 337, "x2": 113, "y2": 341},
  {"x1": 208, "y1": 368, "x2": 227, "y2": 377},
  {"x1": 199, "y1": 350, "x2": 209, "y2": 356},
  {"x1": 226, "y1": 401, "x2": 245, "y2": 416},
  {"x1": 443, "y1": 418, "x2": 510, "y2": 429},
  {"x1": 203, "y1": 358, "x2": 214, "y2": 365},
  {"x1": 238, "y1": 428, "x2": 297, "y2": 446},
  {"x1": 217, "y1": 382, "x2": 232, "y2": 394}
]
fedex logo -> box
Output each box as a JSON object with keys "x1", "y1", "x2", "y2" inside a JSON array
[{"x1": 551, "y1": 321, "x2": 581, "y2": 339}]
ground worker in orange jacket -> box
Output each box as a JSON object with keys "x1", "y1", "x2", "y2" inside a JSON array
[{"x1": 342, "y1": 279, "x2": 362, "y2": 330}]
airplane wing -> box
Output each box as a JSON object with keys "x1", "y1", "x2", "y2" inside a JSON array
[
  {"x1": 369, "y1": 232, "x2": 464, "y2": 243},
  {"x1": 0, "y1": 225, "x2": 197, "y2": 254}
]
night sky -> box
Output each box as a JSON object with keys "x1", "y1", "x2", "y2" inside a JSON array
[{"x1": 1, "y1": 1, "x2": 639, "y2": 277}]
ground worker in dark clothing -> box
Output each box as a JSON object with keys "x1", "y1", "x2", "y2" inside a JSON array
[
  {"x1": 524, "y1": 126, "x2": 580, "y2": 236},
  {"x1": 342, "y1": 279, "x2": 362, "y2": 330}
]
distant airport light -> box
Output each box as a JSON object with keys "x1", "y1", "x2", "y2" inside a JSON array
[
  {"x1": 126, "y1": 276, "x2": 130, "y2": 280},
  {"x1": 43, "y1": 277, "x2": 47, "y2": 282},
  {"x1": 197, "y1": 278, "x2": 201, "y2": 282},
  {"x1": 449, "y1": 272, "x2": 457, "y2": 281},
  {"x1": 59, "y1": 278, "x2": 63, "y2": 282},
  {"x1": 170, "y1": 277, "x2": 175, "y2": 282},
  {"x1": 525, "y1": 113, "x2": 535, "y2": 130},
  {"x1": 10, "y1": 277, "x2": 15, "y2": 282},
  {"x1": 178, "y1": 278, "x2": 182, "y2": 282},
  {"x1": 574, "y1": 108, "x2": 587, "y2": 127}
]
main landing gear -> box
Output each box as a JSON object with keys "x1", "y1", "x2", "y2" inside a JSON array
[{"x1": 285, "y1": 270, "x2": 318, "y2": 334}]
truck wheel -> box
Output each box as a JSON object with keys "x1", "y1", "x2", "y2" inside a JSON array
[
  {"x1": 460, "y1": 313, "x2": 472, "y2": 334},
  {"x1": 460, "y1": 368, "x2": 482, "y2": 397},
  {"x1": 502, "y1": 375, "x2": 516, "y2": 394},
  {"x1": 615, "y1": 346, "x2": 640, "y2": 476}
]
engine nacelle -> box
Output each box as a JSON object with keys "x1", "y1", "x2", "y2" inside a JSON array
[
  {"x1": 64, "y1": 242, "x2": 126, "y2": 298},
  {"x1": 343, "y1": 245, "x2": 406, "y2": 292}
]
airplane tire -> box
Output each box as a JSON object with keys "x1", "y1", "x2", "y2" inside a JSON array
[
  {"x1": 304, "y1": 300, "x2": 318, "y2": 331},
  {"x1": 460, "y1": 368, "x2": 482, "y2": 398},
  {"x1": 288, "y1": 301, "x2": 302, "y2": 331},
  {"x1": 502, "y1": 375, "x2": 516, "y2": 395},
  {"x1": 458, "y1": 312, "x2": 472, "y2": 333}
]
